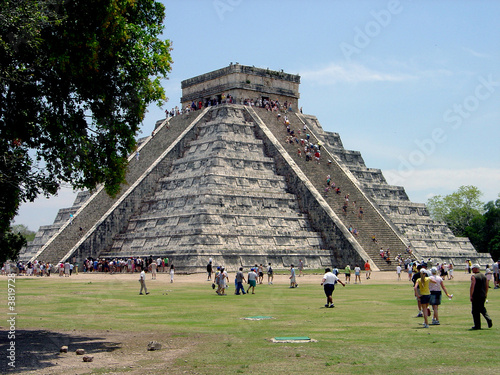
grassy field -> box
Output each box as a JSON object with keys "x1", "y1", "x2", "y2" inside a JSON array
[{"x1": 1, "y1": 272, "x2": 498, "y2": 374}]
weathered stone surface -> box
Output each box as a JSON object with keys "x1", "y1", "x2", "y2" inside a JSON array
[
  {"x1": 147, "y1": 341, "x2": 162, "y2": 351},
  {"x1": 76, "y1": 349, "x2": 85, "y2": 355},
  {"x1": 60, "y1": 346, "x2": 68, "y2": 353},
  {"x1": 83, "y1": 355, "x2": 94, "y2": 362},
  {"x1": 22, "y1": 65, "x2": 492, "y2": 271}
]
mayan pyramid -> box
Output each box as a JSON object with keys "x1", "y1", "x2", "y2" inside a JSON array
[{"x1": 22, "y1": 64, "x2": 492, "y2": 271}]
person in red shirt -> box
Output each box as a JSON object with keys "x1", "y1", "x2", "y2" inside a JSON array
[{"x1": 364, "y1": 260, "x2": 371, "y2": 280}]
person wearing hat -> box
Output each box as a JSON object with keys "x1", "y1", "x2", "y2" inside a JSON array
[
  {"x1": 470, "y1": 264, "x2": 493, "y2": 330},
  {"x1": 414, "y1": 267, "x2": 436, "y2": 328},
  {"x1": 321, "y1": 268, "x2": 345, "y2": 308},
  {"x1": 429, "y1": 267, "x2": 453, "y2": 325}
]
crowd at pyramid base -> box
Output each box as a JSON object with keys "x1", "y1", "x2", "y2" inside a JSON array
[{"x1": 20, "y1": 65, "x2": 493, "y2": 272}]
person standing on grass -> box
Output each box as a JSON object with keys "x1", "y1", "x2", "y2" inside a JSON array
[
  {"x1": 485, "y1": 265, "x2": 493, "y2": 289},
  {"x1": 354, "y1": 265, "x2": 361, "y2": 284},
  {"x1": 64, "y1": 261, "x2": 70, "y2": 277},
  {"x1": 412, "y1": 265, "x2": 423, "y2": 317},
  {"x1": 429, "y1": 267, "x2": 453, "y2": 325},
  {"x1": 218, "y1": 267, "x2": 228, "y2": 295},
  {"x1": 396, "y1": 264, "x2": 402, "y2": 281},
  {"x1": 289, "y1": 264, "x2": 297, "y2": 288},
  {"x1": 267, "y1": 263, "x2": 274, "y2": 285},
  {"x1": 414, "y1": 268, "x2": 435, "y2": 328},
  {"x1": 247, "y1": 268, "x2": 258, "y2": 294},
  {"x1": 139, "y1": 269, "x2": 149, "y2": 295},
  {"x1": 207, "y1": 260, "x2": 213, "y2": 281},
  {"x1": 448, "y1": 262, "x2": 454, "y2": 280},
  {"x1": 258, "y1": 264, "x2": 264, "y2": 284},
  {"x1": 345, "y1": 264, "x2": 351, "y2": 284},
  {"x1": 235, "y1": 267, "x2": 246, "y2": 295},
  {"x1": 492, "y1": 260, "x2": 499, "y2": 288},
  {"x1": 407, "y1": 262, "x2": 413, "y2": 281},
  {"x1": 321, "y1": 268, "x2": 345, "y2": 308},
  {"x1": 470, "y1": 264, "x2": 493, "y2": 330},
  {"x1": 298, "y1": 259, "x2": 304, "y2": 277},
  {"x1": 215, "y1": 267, "x2": 222, "y2": 294},
  {"x1": 364, "y1": 260, "x2": 371, "y2": 280},
  {"x1": 169, "y1": 264, "x2": 175, "y2": 283},
  {"x1": 150, "y1": 259, "x2": 157, "y2": 280}
]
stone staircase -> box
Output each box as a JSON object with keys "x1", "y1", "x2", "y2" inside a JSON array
[
  {"x1": 251, "y1": 107, "x2": 409, "y2": 271},
  {"x1": 20, "y1": 191, "x2": 91, "y2": 261},
  {"x1": 28, "y1": 108, "x2": 211, "y2": 264},
  {"x1": 99, "y1": 105, "x2": 332, "y2": 271},
  {"x1": 255, "y1": 107, "x2": 491, "y2": 269}
]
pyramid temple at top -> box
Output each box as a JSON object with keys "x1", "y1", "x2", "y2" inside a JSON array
[{"x1": 22, "y1": 64, "x2": 492, "y2": 271}]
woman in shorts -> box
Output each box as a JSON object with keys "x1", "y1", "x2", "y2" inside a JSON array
[
  {"x1": 429, "y1": 267, "x2": 453, "y2": 325},
  {"x1": 247, "y1": 268, "x2": 258, "y2": 294},
  {"x1": 354, "y1": 265, "x2": 361, "y2": 284},
  {"x1": 414, "y1": 269, "x2": 436, "y2": 328}
]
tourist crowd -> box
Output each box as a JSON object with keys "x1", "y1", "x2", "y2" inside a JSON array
[{"x1": 164, "y1": 94, "x2": 297, "y2": 120}]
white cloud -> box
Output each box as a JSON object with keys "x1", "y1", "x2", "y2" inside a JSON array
[
  {"x1": 384, "y1": 167, "x2": 500, "y2": 203},
  {"x1": 462, "y1": 47, "x2": 490, "y2": 59},
  {"x1": 14, "y1": 187, "x2": 80, "y2": 231},
  {"x1": 300, "y1": 61, "x2": 417, "y2": 85}
]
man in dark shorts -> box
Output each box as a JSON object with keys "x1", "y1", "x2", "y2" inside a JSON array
[
  {"x1": 321, "y1": 268, "x2": 345, "y2": 308},
  {"x1": 247, "y1": 268, "x2": 258, "y2": 294}
]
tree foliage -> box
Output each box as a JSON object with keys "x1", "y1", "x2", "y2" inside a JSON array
[
  {"x1": 1, "y1": 0, "x2": 172, "y2": 259},
  {"x1": 427, "y1": 186, "x2": 500, "y2": 260},
  {"x1": 465, "y1": 196, "x2": 500, "y2": 261},
  {"x1": 12, "y1": 223, "x2": 36, "y2": 242},
  {"x1": 427, "y1": 185, "x2": 484, "y2": 237},
  {"x1": 0, "y1": 229, "x2": 27, "y2": 264}
]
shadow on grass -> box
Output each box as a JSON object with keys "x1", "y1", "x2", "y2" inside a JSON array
[{"x1": 0, "y1": 329, "x2": 121, "y2": 373}]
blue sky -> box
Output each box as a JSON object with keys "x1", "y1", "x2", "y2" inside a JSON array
[{"x1": 15, "y1": 0, "x2": 500, "y2": 231}]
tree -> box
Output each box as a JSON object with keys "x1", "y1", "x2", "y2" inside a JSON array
[
  {"x1": 466, "y1": 196, "x2": 500, "y2": 261},
  {"x1": 427, "y1": 185, "x2": 484, "y2": 237},
  {"x1": 11, "y1": 224, "x2": 36, "y2": 242},
  {"x1": 0, "y1": 230, "x2": 27, "y2": 264},
  {"x1": 1, "y1": 0, "x2": 172, "y2": 259}
]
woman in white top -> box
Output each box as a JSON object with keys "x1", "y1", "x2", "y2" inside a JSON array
[
  {"x1": 169, "y1": 264, "x2": 175, "y2": 283},
  {"x1": 354, "y1": 265, "x2": 361, "y2": 284},
  {"x1": 429, "y1": 267, "x2": 453, "y2": 325}
]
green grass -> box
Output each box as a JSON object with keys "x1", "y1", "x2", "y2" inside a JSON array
[{"x1": 2, "y1": 275, "x2": 498, "y2": 374}]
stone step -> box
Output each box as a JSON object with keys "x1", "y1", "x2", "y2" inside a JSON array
[{"x1": 252, "y1": 107, "x2": 409, "y2": 270}]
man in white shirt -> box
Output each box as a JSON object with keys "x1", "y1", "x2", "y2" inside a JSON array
[
  {"x1": 321, "y1": 268, "x2": 345, "y2": 308},
  {"x1": 289, "y1": 264, "x2": 297, "y2": 288},
  {"x1": 139, "y1": 270, "x2": 149, "y2": 295}
]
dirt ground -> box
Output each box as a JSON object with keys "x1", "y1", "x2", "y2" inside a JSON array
[{"x1": 1, "y1": 270, "x2": 473, "y2": 374}]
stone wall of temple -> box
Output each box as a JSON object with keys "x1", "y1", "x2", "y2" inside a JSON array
[
  {"x1": 180, "y1": 64, "x2": 300, "y2": 110},
  {"x1": 21, "y1": 66, "x2": 493, "y2": 271}
]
